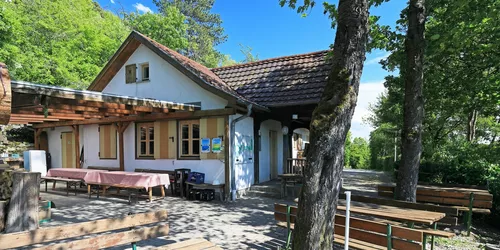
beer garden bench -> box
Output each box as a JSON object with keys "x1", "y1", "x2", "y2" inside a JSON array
[
  {"x1": 377, "y1": 183, "x2": 493, "y2": 235},
  {"x1": 0, "y1": 210, "x2": 221, "y2": 250},
  {"x1": 40, "y1": 176, "x2": 84, "y2": 196}
]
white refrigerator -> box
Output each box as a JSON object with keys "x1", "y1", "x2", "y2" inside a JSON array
[{"x1": 24, "y1": 150, "x2": 47, "y2": 176}]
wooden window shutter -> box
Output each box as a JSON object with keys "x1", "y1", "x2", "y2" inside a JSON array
[
  {"x1": 200, "y1": 117, "x2": 225, "y2": 160},
  {"x1": 125, "y1": 64, "x2": 136, "y2": 83},
  {"x1": 99, "y1": 124, "x2": 117, "y2": 159},
  {"x1": 154, "y1": 120, "x2": 177, "y2": 159}
]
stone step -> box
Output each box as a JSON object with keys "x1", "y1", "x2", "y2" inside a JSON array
[
  {"x1": 244, "y1": 190, "x2": 282, "y2": 199},
  {"x1": 250, "y1": 185, "x2": 281, "y2": 193}
]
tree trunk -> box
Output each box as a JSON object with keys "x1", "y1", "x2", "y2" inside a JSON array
[
  {"x1": 467, "y1": 109, "x2": 478, "y2": 141},
  {"x1": 395, "y1": 0, "x2": 426, "y2": 202},
  {"x1": 5, "y1": 172, "x2": 40, "y2": 233},
  {"x1": 292, "y1": 0, "x2": 369, "y2": 249}
]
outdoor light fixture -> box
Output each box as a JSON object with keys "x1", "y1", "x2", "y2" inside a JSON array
[
  {"x1": 282, "y1": 126, "x2": 289, "y2": 135},
  {"x1": 292, "y1": 114, "x2": 298, "y2": 120},
  {"x1": 169, "y1": 136, "x2": 174, "y2": 142}
]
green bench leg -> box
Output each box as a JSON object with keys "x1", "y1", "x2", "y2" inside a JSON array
[
  {"x1": 423, "y1": 234, "x2": 427, "y2": 250},
  {"x1": 131, "y1": 242, "x2": 137, "y2": 250},
  {"x1": 387, "y1": 224, "x2": 392, "y2": 250},
  {"x1": 431, "y1": 222, "x2": 437, "y2": 250}
]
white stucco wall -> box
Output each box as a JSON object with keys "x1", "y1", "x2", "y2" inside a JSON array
[
  {"x1": 258, "y1": 119, "x2": 283, "y2": 183},
  {"x1": 102, "y1": 44, "x2": 228, "y2": 110},
  {"x1": 230, "y1": 115, "x2": 254, "y2": 190},
  {"x1": 46, "y1": 126, "x2": 73, "y2": 168}
]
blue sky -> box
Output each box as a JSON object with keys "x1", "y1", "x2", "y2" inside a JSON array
[{"x1": 98, "y1": 0, "x2": 407, "y2": 139}]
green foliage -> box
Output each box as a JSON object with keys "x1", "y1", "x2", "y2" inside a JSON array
[
  {"x1": 0, "y1": 0, "x2": 128, "y2": 89},
  {"x1": 350, "y1": 137, "x2": 370, "y2": 169},
  {"x1": 123, "y1": 7, "x2": 188, "y2": 51},
  {"x1": 154, "y1": 0, "x2": 227, "y2": 67}
]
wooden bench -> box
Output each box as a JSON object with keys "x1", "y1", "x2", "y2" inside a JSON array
[
  {"x1": 377, "y1": 184, "x2": 493, "y2": 234},
  {"x1": 274, "y1": 203, "x2": 426, "y2": 250},
  {"x1": 0, "y1": 210, "x2": 220, "y2": 250},
  {"x1": 87, "y1": 166, "x2": 121, "y2": 171},
  {"x1": 40, "y1": 176, "x2": 84, "y2": 196},
  {"x1": 159, "y1": 238, "x2": 223, "y2": 249},
  {"x1": 135, "y1": 168, "x2": 176, "y2": 195}
]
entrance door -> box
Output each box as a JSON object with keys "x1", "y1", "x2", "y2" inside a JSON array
[
  {"x1": 61, "y1": 132, "x2": 76, "y2": 168},
  {"x1": 269, "y1": 130, "x2": 278, "y2": 179},
  {"x1": 39, "y1": 131, "x2": 49, "y2": 152}
]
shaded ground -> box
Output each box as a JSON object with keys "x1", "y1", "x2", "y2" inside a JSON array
[{"x1": 34, "y1": 169, "x2": 500, "y2": 249}]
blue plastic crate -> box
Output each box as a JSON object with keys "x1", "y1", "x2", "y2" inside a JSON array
[{"x1": 187, "y1": 172, "x2": 205, "y2": 184}]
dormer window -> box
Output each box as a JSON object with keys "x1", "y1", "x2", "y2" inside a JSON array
[{"x1": 141, "y1": 63, "x2": 150, "y2": 81}]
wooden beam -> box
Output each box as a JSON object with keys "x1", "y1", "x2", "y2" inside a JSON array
[
  {"x1": 117, "y1": 122, "x2": 130, "y2": 171},
  {"x1": 72, "y1": 125, "x2": 80, "y2": 169},
  {"x1": 33, "y1": 108, "x2": 236, "y2": 128},
  {"x1": 0, "y1": 210, "x2": 168, "y2": 249},
  {"x1": 11, "y1": 113, "x2": 85, "y2": 121}
]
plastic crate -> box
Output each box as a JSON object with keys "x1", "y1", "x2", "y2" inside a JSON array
[{"x1": 187, "y1": 172, "x2": 205, "y2": 184}]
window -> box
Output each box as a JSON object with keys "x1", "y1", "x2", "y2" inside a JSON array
[
  {"x1": 141, "y1": 63, "x2": 149, "y2": 81},
  {"x1": 179, "y1": 120, "x2": 200, "y2": 158},
  {"x1": 125, "y1": 64, "x2": 136, "y2": 83},
  {"x1": 137, "y1": 122, "x2": 154, "y2": 158}
]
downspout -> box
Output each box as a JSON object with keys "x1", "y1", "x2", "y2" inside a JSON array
[{"x1": 230, "y1": 104, "x2": 252, "y2": 201}]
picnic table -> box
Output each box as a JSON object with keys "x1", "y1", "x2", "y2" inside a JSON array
[
  {"x1": 294, "y1": 198, "x2": 445, "y2": 225},
  {"x1": 43, "y1": 168, "x2": 108, "y2": 195},
  {"x1": 279, "y1": 173, "x2": 303, "y2": 198},
  {"x1": 87, "y1": 171, "x2": 170, "y2": 202}
]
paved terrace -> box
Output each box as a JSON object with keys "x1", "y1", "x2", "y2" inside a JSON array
[{"x1": 38, "y1": 170, "x2": 389, "y2": 249}]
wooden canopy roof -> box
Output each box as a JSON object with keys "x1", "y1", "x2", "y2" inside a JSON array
[{"x1": 9, "y1": 80, "x2": 202, "y2": 127}]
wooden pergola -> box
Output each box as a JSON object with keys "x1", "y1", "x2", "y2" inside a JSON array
[{"x1": 0, "y1": 65, "x2": 234, "y2": 171}]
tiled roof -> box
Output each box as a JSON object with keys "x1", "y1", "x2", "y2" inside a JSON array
[{"x1": 211, "y1": 50, "x2": 331, "y2": 107}]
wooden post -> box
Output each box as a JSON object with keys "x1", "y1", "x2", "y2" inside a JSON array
[
  {"x1": 34, "y1": 129, "x2": 42, "y2": 150},
  {"x1": 72, "y1": 125, "x2": 80, "y2": 168},
  {"x1": 5, "y1": 172, "x2": 40, "y2": 233},
  {"x1": 0, "y1": 200, "x2": 7, "y2": 232},
  {"x1": 0, "y1": 63, "x2": 12, "y2": 125},
  {"x1": 117, "y1": 122, "x2": 130, "y2": 172},
  {"x1": 224, "y1": 116, "x2": 230, "y2": 200}
]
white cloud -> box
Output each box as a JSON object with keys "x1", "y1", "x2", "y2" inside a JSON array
[
  {"x1": 110, "y1": 0, "x2": 115, "y2": 4},
  {"x1": 133, "y1": 3, "x2": 153, "y2": 13},
  {"x1": 351, "y1": 80, "x2": 386, "y2": 139},
  {"x1": 365, "y1": 52, "x2": 391, "y2": 65}
]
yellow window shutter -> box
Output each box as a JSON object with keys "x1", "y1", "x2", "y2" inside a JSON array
[
  {"x1": 200, "y1": 117, "x2": 225, "y2": 160},
  {"x1": 99, "y1": 124, "x2": 117, "y2": 159},
  {"x1": 154, "y1": 120, "x2": 177, "y2": 159}
]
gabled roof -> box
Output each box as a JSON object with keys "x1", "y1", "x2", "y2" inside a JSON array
[
  {"x1": 211, "y1": 50, "x2": 331, "y2": 107},
  {"x1": 88, "y1": 31, "x2": 267, "y2": 111},
  {"x1": 89, "y1": 31, "x2": 331, "y2": 110}
]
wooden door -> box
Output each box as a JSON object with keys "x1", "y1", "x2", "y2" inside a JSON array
[
  {"x1": 269, "y1": 130, "x2": 278, "y2": 179},
  {"x1": 39, "y1": 131, "x2": 49, "y2": 152},
  {"x1": 61, "y1": 132, "x2": 76, "y2": 168}
]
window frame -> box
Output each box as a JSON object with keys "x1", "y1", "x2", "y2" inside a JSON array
[
  {"x1": 178, "y1": 120, "x2": 200, "y2": 159},
  {"x1": 141, "y1": 63, "x2": 150, "y2": 81},
  {"x1": 136, "y1": 122, "x2": 155, "y2": 159}
]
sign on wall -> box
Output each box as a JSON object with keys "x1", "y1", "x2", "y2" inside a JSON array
[
  {"x1": 201, "y1": 138, "x2": 210, "y2": 153},
  {"x1": 212, "y1": 137, "x2": 222, "y2": 153},
  {"x1": 236, "y1": 135, "x2": 254, "y2": 164}
]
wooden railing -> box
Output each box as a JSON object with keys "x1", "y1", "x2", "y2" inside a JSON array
[{"x1": 285, "y1": 158, "x2": 307, "y2": 175}]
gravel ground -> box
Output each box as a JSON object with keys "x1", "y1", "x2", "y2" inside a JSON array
[{"x1": 34, "y1": 169, "x2": 500, "y2": 249}]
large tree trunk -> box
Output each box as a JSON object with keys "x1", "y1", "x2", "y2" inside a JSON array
[
  {"x1": 395, "y1": 0, "x2": 426, "y2": 202},
  {"x1": 292, "y1": 0, "x2": 369, "y2": 249},
  {"x1": 467, "y1": 109, "x2": 478, "y2": 141}
]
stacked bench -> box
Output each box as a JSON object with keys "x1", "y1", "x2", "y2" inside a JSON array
[
  {"x1": 0, "y1": 210, "x2": 221, "y2": 250},
  {"x1": 377, "y1": 183, "x2": 492, "y2": 234},
  {"x1": 40, "y1": 176, "x2": 84, "y2": 196}
]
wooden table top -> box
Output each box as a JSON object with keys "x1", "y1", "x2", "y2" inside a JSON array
[
  {"x1": 379, "y1": 183, "x2": 490, "y2": 195},
  {"x1": 294, "y1": 199, "x2": 445, "y2": 225},
  {"x1": 278, "y1": 174, "x2": 303, "y2": 179},
  {"x1": 186, "y1": 182, "x2": 225, "y2": 188}
]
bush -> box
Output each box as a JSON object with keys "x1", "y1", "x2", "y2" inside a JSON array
[{"x1": 417, "y1": 140, "x2": 500, "y2": 228}]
